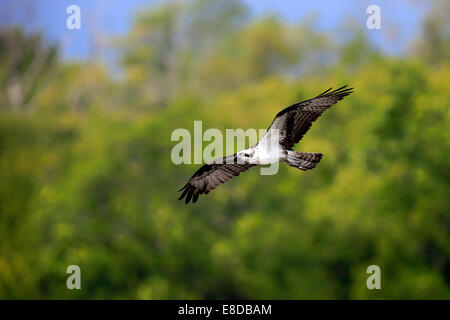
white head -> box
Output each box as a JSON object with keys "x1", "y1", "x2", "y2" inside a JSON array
[{"x1": 237, "y1": 147, "x2": 257, "y2": 164}]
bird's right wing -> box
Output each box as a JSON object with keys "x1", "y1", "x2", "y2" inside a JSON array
[
  {"x1": 178, "y1": 154, "x2": 255, "y2": 204},
  {"x1": 262, "y1": 86, "x2": 353, "y2": 150}
]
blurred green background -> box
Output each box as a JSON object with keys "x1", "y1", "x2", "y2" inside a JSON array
[{"x1": 0, "y1": 0, "x2": 449, "y2": 299}]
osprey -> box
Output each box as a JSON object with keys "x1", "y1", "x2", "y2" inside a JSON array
[{"x1": 179, "y1": 86, "x2": 353, "y2": 204}]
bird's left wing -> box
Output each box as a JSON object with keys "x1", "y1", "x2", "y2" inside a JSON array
[
  {"x1": 178, "y1": 154, "x2": 255, "y2": 204},
  {"x1": 262, "y1": 85, "x2": 353, "y2": 150}
]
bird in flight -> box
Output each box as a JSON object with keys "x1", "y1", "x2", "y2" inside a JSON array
[{"x1": 179, "y1": 85, "x2": 353, "y2": 204}]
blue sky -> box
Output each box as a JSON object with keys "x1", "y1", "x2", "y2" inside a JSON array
[{"x1": 0, "y1": 0, "x2": 429, "y2": 60}]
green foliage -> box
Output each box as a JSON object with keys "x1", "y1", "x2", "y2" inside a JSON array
[
  {"x1": 0, "y1": 28, "x2": 58, "y2": 111},
  {"x1": 0, "y1": 0, "x2": 449, "y2": 299}
]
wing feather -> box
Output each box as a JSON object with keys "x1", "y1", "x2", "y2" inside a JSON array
[
  {"x1": 265, "y1": 85, "x2": 353, "y2": 149},
  {"x1": 178, "y1": 154, "x2": 255, "y2": 204}
]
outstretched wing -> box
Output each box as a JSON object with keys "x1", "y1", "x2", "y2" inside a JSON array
[
  {"x1": 178, "y1": 154, "x2": 255, "y2": 204},
  {"x1": 263, "y1": 85, "x2": 353, "y2": 150}
]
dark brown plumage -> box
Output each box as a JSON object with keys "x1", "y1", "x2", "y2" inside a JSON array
[
  {"x1": 268, "y1": 85, "x2": 353, "y2": 150},
  {"x1": 178, "y1": 154, "x2": 254, "y2": 204}
]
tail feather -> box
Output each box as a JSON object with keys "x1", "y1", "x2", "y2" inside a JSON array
[{"x1": 283, "y1": 151, "x2": 322, "y2": 171}]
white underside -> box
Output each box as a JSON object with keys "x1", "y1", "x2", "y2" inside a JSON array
[
  {"x1": 253, "y1": 143, "x2": 285, "y2": 165},
  {"x1": 239, "y1": 128, "x2": 287, "y2": 165}
]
